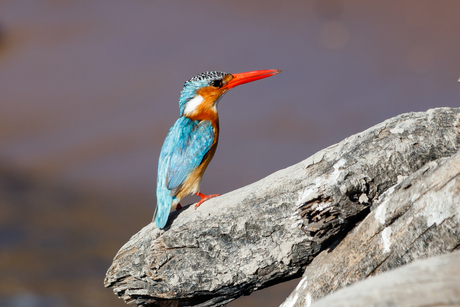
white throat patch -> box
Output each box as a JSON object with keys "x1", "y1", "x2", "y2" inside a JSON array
[{"x1": 184, "y1": 95, "x2": 204, "y2": 115}]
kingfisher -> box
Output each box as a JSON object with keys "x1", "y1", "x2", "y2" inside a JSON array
[{"x1": 154, "y1": 69, "x2": 281, "y2": 229}]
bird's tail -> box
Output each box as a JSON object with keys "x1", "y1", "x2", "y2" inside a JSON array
[
  {"x1": 153, "y1": 198, "x2": 170, "y2": 229},
  {"x1": 154, "y1": 173, "x2": 175, "y2": 229},
  {"x1": 153, "y1": 210, "x2": 168, "y2": 229}
]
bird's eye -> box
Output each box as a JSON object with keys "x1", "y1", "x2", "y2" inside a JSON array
[{"x1": 211, "y1": 79, "x2": 223, "y2": 88}]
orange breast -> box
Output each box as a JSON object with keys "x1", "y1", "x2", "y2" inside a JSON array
[{"x1": 186, "y1": 86, "x2": 221, "y2": 129}]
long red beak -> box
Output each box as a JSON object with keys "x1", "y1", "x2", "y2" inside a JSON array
[{"x1": 223, "y1": 69, "x2": 281, "y2": 90}]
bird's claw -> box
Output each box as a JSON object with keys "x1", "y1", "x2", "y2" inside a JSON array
[{"x1": 194, "y1": 192, "x2": 221, "y2": 209}]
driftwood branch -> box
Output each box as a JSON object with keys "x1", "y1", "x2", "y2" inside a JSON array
[{"x1": 105, "y1": 107, "x2": 460, "y2": 307}]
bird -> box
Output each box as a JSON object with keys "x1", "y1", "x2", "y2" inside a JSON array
[{"x1": 154, "y1": 69, "x2": 281, "y2": 229}]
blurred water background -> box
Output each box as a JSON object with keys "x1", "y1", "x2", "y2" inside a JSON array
[{"x1": 0, "y1": 1, "x2": 459, "y2": 306}]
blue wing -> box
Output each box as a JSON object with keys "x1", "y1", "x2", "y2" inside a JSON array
[
  {"x1": 166, "y1": 120, "x2": 214, "y2": 192},
  {"x1": 154, "y1": 117, "x2": 214, "y2": 229}
]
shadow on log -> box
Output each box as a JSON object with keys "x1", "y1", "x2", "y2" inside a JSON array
[
  {"x1": 308, "y1": 251, "x2": 460, "y2": 307},
  {"x1": 105, "y1": 107, "x2": 460, "y2": 307}
]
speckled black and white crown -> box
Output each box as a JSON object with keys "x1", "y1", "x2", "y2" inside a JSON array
[{"x1": 185, "y1": 71, "x2": 228, "y2": 84}]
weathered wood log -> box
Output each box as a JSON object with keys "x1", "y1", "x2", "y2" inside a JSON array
[
  {"x1": 307, "y1": 251, "x2": 460, "y2": 307},
  {"x1": 104, "y1": 107, "x2": 460, "y2": 307},
  {"x1": 281, "y1": 150, "x2": 460, "y2": 306}
]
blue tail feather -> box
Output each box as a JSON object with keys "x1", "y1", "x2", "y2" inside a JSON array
[{"x1": 154, "y1": 153, "x2": 174, "y2": 229}]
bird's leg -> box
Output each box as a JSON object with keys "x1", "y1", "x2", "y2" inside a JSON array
[{"x1": 194, "y1": 192, "x2": 221, "y2": 209}]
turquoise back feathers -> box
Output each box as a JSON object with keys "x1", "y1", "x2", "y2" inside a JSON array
[{"x1": 154, "y1": 117, "x2": 214, "y2": 229}]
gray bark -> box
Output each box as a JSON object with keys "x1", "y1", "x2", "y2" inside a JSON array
[
  {"x1": 105, "y1": 107, "x2": 460, "y2": 307},
  {"x1": 282, "y1": 149, "x2": 460, "y2": 307}
]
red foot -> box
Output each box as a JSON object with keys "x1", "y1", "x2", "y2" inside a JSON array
[
  {"x1": 194, "y1": 192, "x2": 221, "y2": 209},
  {"x1": 176, "y1": 203, "x2": 182, "y2": 210}
]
